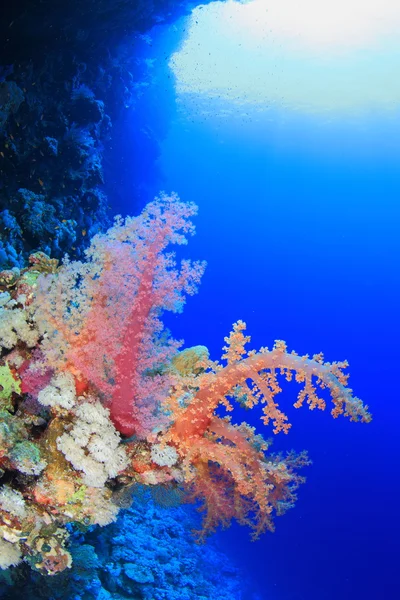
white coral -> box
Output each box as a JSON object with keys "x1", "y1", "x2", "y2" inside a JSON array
[
  {"x1": 0, "y1": 303, "x2": 39, "y2": 350},
  {"x1": 81, "y1": 488, "x2": 119, "y2": 526},
  {"x1": 150, "y1": 443, "x2": 178, "y2": 468},
  {"x1": 57, "y1": 400, "x2": 128, "y2": 488},
  {"x1": 37, "y1": 372, "x2": 76, "y2": 409},
  {"x1": 0, "y1": 538, "x2": 22, "y2": 570},
  {"x1": 0, "y1": 486, "x2": 27, "y2": 519}
]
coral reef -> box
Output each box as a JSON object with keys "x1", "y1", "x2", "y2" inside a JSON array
[
  {"x1": 0, "y1": 67, "x2": 110, "y2": 268},
  {"x1": 0, "y1": 495, "x2": 242, "y2": 599},
  {"x1": 0, "y1": 193, "x2": 370, "y2": 575},
  {"x1": 0, "y1": 0, "x2": 215, "y2": 271}
]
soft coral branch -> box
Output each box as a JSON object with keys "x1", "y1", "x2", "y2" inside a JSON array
[
  {"x1": 169, "y1": 320, "x2": 371, "y2": 442},
  {"x1": 34, "y1": 193, "x2": 205, "y2": 438},
  {"x1": 176, "y1": 415, "x2": 308, "y2": 541},
  {"x1": 164, "y1": 321, "x2": 370, "y2": 538}
]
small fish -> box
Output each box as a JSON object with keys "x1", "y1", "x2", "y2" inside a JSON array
[
  {"x1": 0, "y1": 152, "x2": 4, "y2": 158},
  {"x1": 82, "y1": 229, "x2": 86, "y2": 236},
  {"x1": 9, "y1": 134, "x2": 14, "y2": 141},
  {"x1": 62, "y1": 219, "x2": 67, "y2": 223},
  {"x1": 38, "y1": 178, "x2": 44, "y2": 187}
]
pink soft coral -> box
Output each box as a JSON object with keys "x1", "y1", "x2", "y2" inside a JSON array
[{"x1": 33, "y1": 193, "x2": 205, "y2": 437}]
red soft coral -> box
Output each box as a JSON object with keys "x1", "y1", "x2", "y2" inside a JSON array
[{"x1": 33, "y1": 193, "x2": 205, "y2": 437}]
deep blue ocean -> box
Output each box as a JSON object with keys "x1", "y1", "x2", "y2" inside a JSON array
[{"x1": 1, "y1": 1, "x2": 399, "y2": 599}]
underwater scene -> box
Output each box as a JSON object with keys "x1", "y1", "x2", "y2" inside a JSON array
[{"x1": 0, "y1": 1, "x2": 399, "y2": 599}]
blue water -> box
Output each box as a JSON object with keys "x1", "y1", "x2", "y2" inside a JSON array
[
  {"x1": 133, "y1": 103, "x2": 400, "y2": 599},
  {"x1": 10, "y1": 5, "x2": 396, "y2": 596}
]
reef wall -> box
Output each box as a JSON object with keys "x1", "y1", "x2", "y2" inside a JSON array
[
  {"x1": 0, "y1": 494, "x2": 243, "y2": 600},
  {"x1": 0, "y1": 0, "x2": 213, "y2": 268}
]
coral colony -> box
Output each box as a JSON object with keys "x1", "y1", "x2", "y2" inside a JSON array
[{"x1": 0, "y1": 193, "x2": 370, "y2": 575}]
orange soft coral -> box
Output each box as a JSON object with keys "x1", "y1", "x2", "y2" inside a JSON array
[
  {"x1": 168, "y1": 320, "x2": 371, "y2": 440},
  {"x1": 178, "y1": 415, "x2": 309, "y2": 541},
  {"x1": 164, "y1": 321, "x2": 371, "y2": 539}
]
